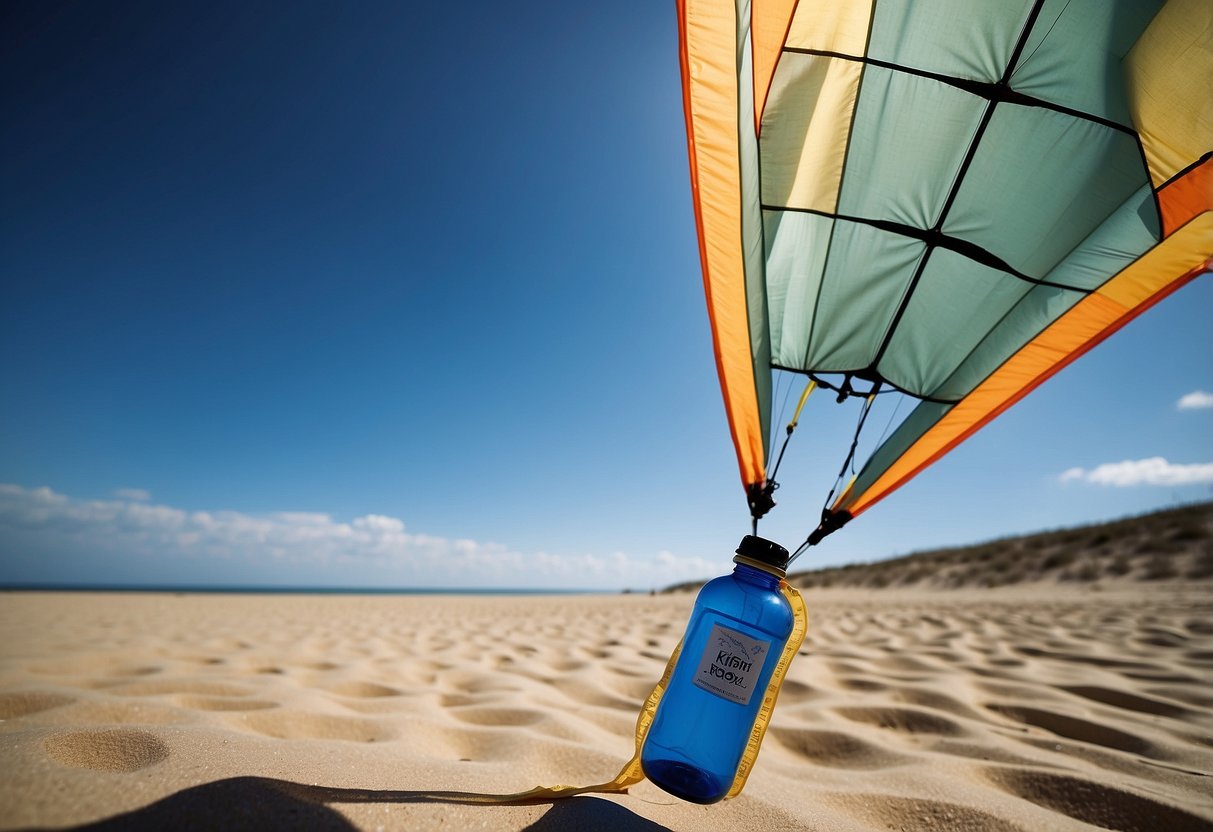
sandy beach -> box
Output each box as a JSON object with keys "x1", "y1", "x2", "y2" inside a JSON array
[{"x1": 2, "y1": 585, "x2": 1212, "y2": 831}]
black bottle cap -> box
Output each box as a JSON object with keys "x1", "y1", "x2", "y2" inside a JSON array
[{"x1": 735, "y1": 535, "x2": 790, "y2": 572}]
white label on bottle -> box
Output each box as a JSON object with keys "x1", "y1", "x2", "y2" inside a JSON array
[{"x1": 692, "y1": 622, "x2": 771, "y2": 706}]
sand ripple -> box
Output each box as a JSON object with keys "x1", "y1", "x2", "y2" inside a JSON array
[
  {"x1": 985, "y1": 767, "x2": 1213, "y2": 832},
  {"x1": 1, "y1": 586, "x2": 1210, "y2": 831}
]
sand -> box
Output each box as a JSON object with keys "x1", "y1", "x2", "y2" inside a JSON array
[{"x1": 2, "y1": 585, "x2": 1211, "y2": 831}]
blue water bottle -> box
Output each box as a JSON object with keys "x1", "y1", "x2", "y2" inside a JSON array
[{"x1": 641, "y1": 535, "x2": 794, "y2": 803}]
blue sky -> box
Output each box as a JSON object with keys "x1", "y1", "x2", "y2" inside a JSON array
[{"x1": 2, "y1": 1, "x2": 1210, "y2": 590}]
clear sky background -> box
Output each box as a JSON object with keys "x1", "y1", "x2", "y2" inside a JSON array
[{"x1": 2, "y1": 1, "x2": 1210, "y2": 590}]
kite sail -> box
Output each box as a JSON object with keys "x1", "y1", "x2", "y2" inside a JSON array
[{"x1": 678, "y1": 0, "x2": 1212, "y2": 551}]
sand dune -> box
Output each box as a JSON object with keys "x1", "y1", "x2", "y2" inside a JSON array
[
  {"x1": 2, "y1": 584, "x2": 1211, "y2": 830},
  {"x1": 785, "y1": 501, "x2": 1213, "y2": 590},
  {"x1": 658, "y1": 502, "x2": 1213, "y2": 594}
]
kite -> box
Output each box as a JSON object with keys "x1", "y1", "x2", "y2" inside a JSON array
[{"x1": 678, "y1": 0, "x2": 1213, "y2": 554}]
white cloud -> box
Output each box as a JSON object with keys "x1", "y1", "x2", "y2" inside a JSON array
[
  {"x1": 352, "y1": 514, "x2": 405, "y2": 534},
  {"x1": 113, "y1": 488, "x2": 152, "y2": 502},
  {"x1": 273, "y1": 511, "x2": 333, "y2": 525},
  {"x1": 1058, "y1": 467, "x2": 1086, "y2": 483},
  {"x1": 1058, "y1": 457, "x2": 1213, "y2": 487},
  {"x1": 0, "y1": 484, "x2": 713, "y2": 588},
  {"x1": 1178, "y1": 390, "x2": 1213, "y2": 411}
]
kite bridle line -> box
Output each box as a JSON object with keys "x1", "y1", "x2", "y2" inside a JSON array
[
  {"x1": 749, "y1": 378, "x2": 817, "y2": 534},
  {"x1": 749, "y1": 373, "x2": 883, "y2": 566}
]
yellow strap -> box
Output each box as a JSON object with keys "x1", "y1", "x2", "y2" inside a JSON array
[
  {"x1": 726, "y1": 582, "x2": 808, "y2": 797},
  {"x1": 486, "y1": 640, "x2": 684, "y2": 801},
  {"x1": 487, "y1": 582, "x2": 808, "y2": 803},
  {"x1": 787, "y1": 380, "x2": 817, "y2": 431}
]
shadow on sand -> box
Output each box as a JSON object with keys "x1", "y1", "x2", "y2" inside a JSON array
[{"x1": 49, "y1": 777, "x2": 671, "y2": 831}]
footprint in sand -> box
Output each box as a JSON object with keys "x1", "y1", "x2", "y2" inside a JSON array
[
  {"x1": 984, "y1": 767, "x2": 1213, "y2": 832},
  {"x1": 44, "y1": 729, "x2": 169, "y2": 772}
]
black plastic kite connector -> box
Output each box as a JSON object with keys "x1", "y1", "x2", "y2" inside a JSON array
[
  {"x1": 746, "y1": 481, "x2": 777, "y2": 520},
  {"x1": 807, "y1": 509, "x2": 853, "y2": 546}
]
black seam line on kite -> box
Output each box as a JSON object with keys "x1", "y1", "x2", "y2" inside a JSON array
[
  {"x1": 769, "y1": 364, "x2": 960, "y2": 405},
  {"x1": 760, "y1": 205, "x2": 1094, "y2": 294},
  {"x1": 930, "y1": 278, "x2": 1070, "y2": 403},
  {"x1": 868, "y1": 247, "x2": 934, "y2": 387},
  {"x1": 883, "y1": 213, "x2": 1213, "y2": 507},
  {"x1": 1011, "y1": 0, "x2": 1071, "y2": 77},
  {"x1": 928, "y1": 176, "x2": 1171, "y2": 406},
  {"x1": 799, "y1": 0, "x2": 882, "y2": 389},
  {"x1": 1160, "y1": 151, "x2": 1213, "y2": 192},
  {"x1": 867, "y1": 0, "x2": 1051, "y2": 374},
  {"x1": 780, "y1": 47, "x2": 1133, "y2": 136},
  {"x1": 926, "y1": 179, "x2": 1192, "y2": 408}
]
